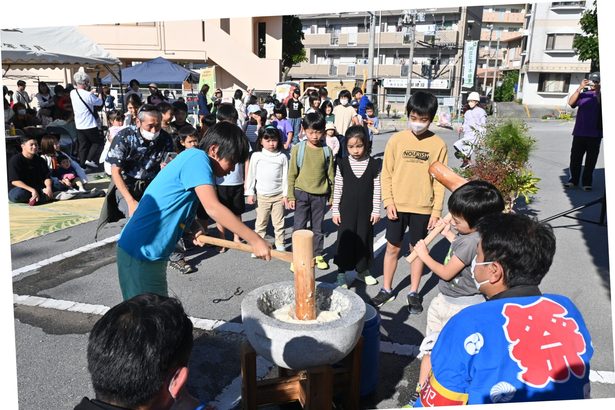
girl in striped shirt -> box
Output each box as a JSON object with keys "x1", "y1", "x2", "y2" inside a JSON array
[{"x1": 332, "y1": 125, "x2": 382, "y2": 288}]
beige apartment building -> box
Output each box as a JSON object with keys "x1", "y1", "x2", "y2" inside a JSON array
[
  {"x1": 78, "y1": 18, "x2": 282, "y2": 92},
  {"x1": 2, "y1": 17, "x2": 283, "y2": 102}
]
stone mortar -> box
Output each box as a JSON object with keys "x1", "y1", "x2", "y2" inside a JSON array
[{"x1": 241, "y1": 281, "x2": 366, "y2": 370}]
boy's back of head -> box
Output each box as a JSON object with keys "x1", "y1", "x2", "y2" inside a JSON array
[
  {"x1": 406, "y1": 91, "x2": 438, "y2": 120},
  {"x1": 448, "y1": 180, "x2": 505, "y2": 228},
  {"x1": 476, "y1": 213, "x2": 556, "y2": 288},
  {"x1": 216, "y1": 102, "x2": 239, "y2": 124},
  {"x1": 202, "y1": 113, "x2": 217, "y2": 128},
  {"x1": 86, "y1": 294, "x2": 193, "y2": 409},
  {"x1": 302, "y1": 111, "x2": 326, "y2": 131}
]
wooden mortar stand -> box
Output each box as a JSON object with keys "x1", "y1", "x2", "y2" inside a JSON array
[
  {"x1": 238, "y1": 230, "x2": 362, "y2": 409},
  {"x1": 405, "y1": 161, "x2": 468, "y2": 264}
]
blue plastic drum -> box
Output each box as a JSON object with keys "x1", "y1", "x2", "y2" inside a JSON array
[{"x1": 360, "y1": 303, "x2": 381, "y2": 396}]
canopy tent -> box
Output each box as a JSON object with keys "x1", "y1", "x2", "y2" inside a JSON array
[
  {"x1": 101, "y1": 57, "x2": 200, "y2": 85},
  {"x1": 1, "y1": 26, "x2": 120, "y2": 71}
]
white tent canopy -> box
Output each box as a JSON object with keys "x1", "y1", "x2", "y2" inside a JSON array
[{"x1": 1, "y1": 26, "x2": 120, "y2": 70}]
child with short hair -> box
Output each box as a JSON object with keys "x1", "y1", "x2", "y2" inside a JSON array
[
  {"x1": 352, "y1": 86, "x2": 371, "y2": 119},
  {"x1": 304, "y1": 95, "x2": 322, "y2": 115},
  {"x1": 273, "y1": 103, "x2": 293, "y2": 150},
  {"x1": 287, "y1": 111, "x2": 334, "y2": 270},
  {"x1": 287, "y1": 88, "x2": 303, "y2": 145},
  {"x1": 246, "y1": 125, "x2": 289, "y2": 252},
  {"x1": 244, "y1": 106, "x2": 267, "y2": 151},
  {"x1": 158, "y1": 102, "x2": 176, "y2": 135},
  {"x1": 364, "y1": 102, "x2": 380, "y2": 143},
  {"x1": 116, "y1": 121, "x2": 271, "y2": 300},
  {"x1": 332, "y1": 126, "x2": 381, "y2": 288},
  {"x1": 100, "y1": 110, "x2": 126, "y2": 175},
  {"x1": 409, "y1": 180, "x2": 505, "y2": 406},
  {"x1": 175, "y1": 125, "x2": 199, "y2": 153},
  {"x1": 372, "y1": 91, "x2": 448, "y2": 314},
  {"x1": 170, "y1": 101, "x2": 189, "y2": 130}
]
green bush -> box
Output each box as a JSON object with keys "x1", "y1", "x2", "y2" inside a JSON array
[{"x1": 458, "y1": 119, "x2": 539, "y2": 211}]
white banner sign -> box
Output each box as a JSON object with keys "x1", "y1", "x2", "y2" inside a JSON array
[
  {"x1": 383, "y1": 78, "x2": 450, "y2": 90},
  {"x1": 462, "y1": 40, "x2": 479, "y2": 89}
]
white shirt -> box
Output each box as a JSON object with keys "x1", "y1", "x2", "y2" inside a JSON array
[
  {"x1": 70, "y1": 88, "x2": 103, "y2": 130},
  {"x1": 245, "y1": 149, "x2": 289, "y2": 197}
]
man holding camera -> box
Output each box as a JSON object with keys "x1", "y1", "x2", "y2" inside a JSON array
[
  {"x1": 565, "y1": 72, "x2": 602, "y2": 191},
  {"x1": 70, "y1": 72, "x2": 104, "y2": 169}
]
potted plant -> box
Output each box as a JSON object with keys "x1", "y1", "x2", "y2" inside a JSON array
[{"x1": 458, "y1": 120, "x2": 540, "y2": 211}]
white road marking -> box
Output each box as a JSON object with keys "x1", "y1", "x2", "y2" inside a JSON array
[
  {"x1": 11, "y1": 234, "x2": 120, "y2": 277},
  {"x1": 13, "y1": 293, "x2": 615, "y2": 385}
]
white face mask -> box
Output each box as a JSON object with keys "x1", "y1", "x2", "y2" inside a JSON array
[
  {"x1": 141, "y1": 129, "x2": 160, "y2": 141},
  {"x1": 408, "y1": 121, "x2": 429, "y2": 135},
  {"x1": 339, "y1": 98, "x2": 349, "y2": 106},
  {"x1": 470, "y1": 255, "x2": 493, "y2": 290}
]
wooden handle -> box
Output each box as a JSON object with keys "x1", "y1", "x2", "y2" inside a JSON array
[
  {"x1": 195, "y1": 234, "x2": 293, "y2": 263},
  {"x1": 292, "y1": 230, "x2": 316, "y2": 321},
  {"x1": 429, "y1": 161, "x2": 467, "y2": 192},
  {"x1": 406, "y1": 213, "x2": 453, "y2": 264}
]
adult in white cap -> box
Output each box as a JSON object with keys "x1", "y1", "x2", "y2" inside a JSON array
[
  {"x1": 453, "y1": 91, "x2": 487, "y2": 167},
  {"x1": 565, "y1": 72, "x2": 602, "y2": 191}
]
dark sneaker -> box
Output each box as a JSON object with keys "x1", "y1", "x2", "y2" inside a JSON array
[
  {"x1": 563, "y1": 182, "x2": 576, "y2": 188},
  {"x1": 170, "y1": 259, "x2": 196, "y2": 275},
  {"x1": 371, "y1": 289, "x2": 395, "y2": 307},
  {"x1": 582, "y1": 185, "x2": 592, "y2": 191},
  {"x1": 407, "y1": 292, "x2": 424, "y2": 315}
]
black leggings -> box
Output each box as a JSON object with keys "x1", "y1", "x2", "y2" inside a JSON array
[{"x1": 77, "y1": 127, "x2": 104, "y2": 166}]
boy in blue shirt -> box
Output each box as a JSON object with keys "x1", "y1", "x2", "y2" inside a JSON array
[{"x1": 116, "y1": 121, "x2": 271, "y2": 300}]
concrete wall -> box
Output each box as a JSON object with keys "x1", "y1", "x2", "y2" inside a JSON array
[{"x1": 521, "y1": 72, "x2": 585, "y2": 107}]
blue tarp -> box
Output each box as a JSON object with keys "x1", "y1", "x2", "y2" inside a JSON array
[{"x1": 101, "y1": 56, "x2": 200, "y2": 85}]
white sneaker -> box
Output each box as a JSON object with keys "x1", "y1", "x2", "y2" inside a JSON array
[
  {"x1": 275, "y1": 245, "x2": 286, "y2": 252},
  {"x1": 54, "y1": 191, "x2": 76, "y2": 200},
  {"x1": 250, "y1": 253, "x2": 257, "y2": 258},
  {"x1": 84, "y1": 160, "x2": 98, "y2": 168}
]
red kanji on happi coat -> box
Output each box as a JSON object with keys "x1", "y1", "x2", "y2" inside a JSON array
[{"x1": 502, "y1": 297, "x2": 587, "y2": 388}]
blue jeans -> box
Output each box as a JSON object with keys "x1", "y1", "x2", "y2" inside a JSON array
[
  {"x1": 289, "y1": 117, "x2": 302, "y2": 145},
  {"x1": 8, "y1": 187, "x2": 52, "y2": 205}
]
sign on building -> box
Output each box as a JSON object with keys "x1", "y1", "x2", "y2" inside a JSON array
[
  {"x1": 383, "y1": 78, "x2": 450, "y2": 90},
  {"x1": 462, "y1": 40, "x2": 479, "y2": 89}
]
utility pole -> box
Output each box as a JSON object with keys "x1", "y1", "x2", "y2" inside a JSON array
[
  {"x1": 452, "y1": 6, "x2": 468, "y2": 115},
  {"x1": 483, "y1": 24, "x2": 493, "y2": 94},
  {"x1": 491, "y1": 33, "x2": 501, "y2": 100},
  {"x1": 404, "y1": 9, "x2": 418, "y2": 105},
  {"x1": 367, "y1": 11, "x2": 376, "y2": 102}
]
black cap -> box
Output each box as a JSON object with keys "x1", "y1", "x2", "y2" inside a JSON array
[
  {"x1": 172, "y1": 101, "x2": 188, "y2": 112},
  {"x1": 588, "y1": 72, "x2": 600, "y2": 83}
]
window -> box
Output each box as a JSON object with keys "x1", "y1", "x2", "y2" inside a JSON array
[
  {"x1": 347, "y1": 65, "x2": 356, "y2": 77},
  {"x1": 538, "y1": 73, "x2": 571, "y2": 93},
  {"x1": 257, "y1": 22, "x2": 266, "y2": 58},
  {"x1": 329, "y1": 65, "x2": 338, "y2": 76},
  {"x1": 220, "y1": 18, "x2": 230, "y2": 34},
  {"x1": 545, "y1": 33, "x2": 574, "y2": 50}
]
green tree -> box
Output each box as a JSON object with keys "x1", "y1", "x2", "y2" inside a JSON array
[
  {"x1": 494, "y1": 70, "x2": 519, "y2": 102},
  {"x1": 282, "y1": 16, "x2": 307, "y2": 81},
  {"x1": 573, "y1": 0, "x2": 599, "y2": 71}
]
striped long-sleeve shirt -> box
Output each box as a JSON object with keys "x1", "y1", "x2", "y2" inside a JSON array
[{"x1": 332, "y1": 156, "x2": 381, "y2": 217}]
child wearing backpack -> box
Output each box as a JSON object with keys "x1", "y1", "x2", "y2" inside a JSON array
[
  {"x1": 332, "y1": 126, "x2": 381, "y2": 288},
  {"x1": 246, "y1": 125, "x2": 289, "y2": 252},
  {"x1": 287, "y1": 111, "x2": 334, "y2": 270}
]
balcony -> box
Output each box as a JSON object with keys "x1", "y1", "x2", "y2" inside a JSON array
[
  {"x1": 288, "y1": 62, "x2": 452, "y2": 80},
  {"x1": 480, "y1": 31, "x2": 524, "y2": 42},
  {"x1": 482, "y1": 11, "x2": 526, "y2": 24},
  {"x1": 303, "y1": 30, "x2": 459, "y2": 49}
]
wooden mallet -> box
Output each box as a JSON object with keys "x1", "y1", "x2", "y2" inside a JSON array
[
  {"x1": 405, "y1": 161, "x2": 467, "y2": 264},
  {"x1": 195, "y1": 231, "x2": 317, "y2": 320}
]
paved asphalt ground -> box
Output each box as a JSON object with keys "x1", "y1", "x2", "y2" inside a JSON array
[{"x1": 10, "y1": 119, "x2": 615, "y2": 409}]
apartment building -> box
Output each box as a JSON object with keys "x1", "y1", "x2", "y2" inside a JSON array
[
  {"x1": 517, "y1": 1, "x2": 591, "y2": 106},
  {"x1": 288, "y1": 7, "x2": 483, "y2": 112},
  {"x1": 78, "y1": 18, "x2": 282, "y2": 92},
  {"x1": 478, "y1": 4, "x2": 528, "y2": 95}
]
